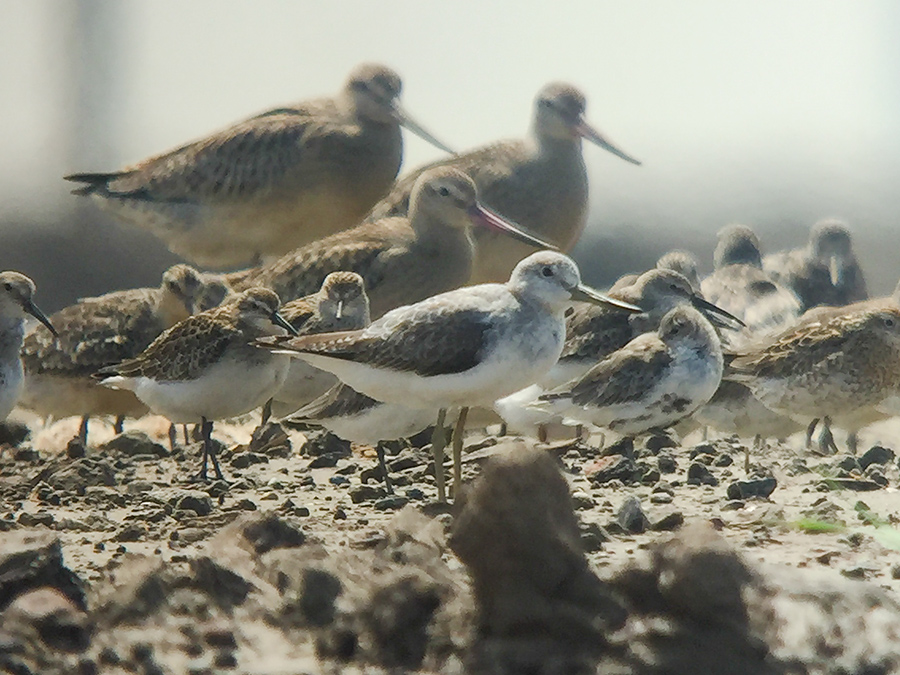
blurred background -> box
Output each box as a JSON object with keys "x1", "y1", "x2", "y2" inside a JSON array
[{"x1": 2, "y1": 0, "x2": 898, "y2": 311}]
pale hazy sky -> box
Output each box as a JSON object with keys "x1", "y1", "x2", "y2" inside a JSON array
[{"x1": 2, "y1": 0, "x2": 899, "y2": 289}]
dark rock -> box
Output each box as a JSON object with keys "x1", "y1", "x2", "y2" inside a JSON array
[
  {"x1": 238, "y1": 513, "x2": 305, "y2": 554},
  {"x1": 687, "y1": 462, "x2": 718, "y2": 486},
  {"x1": 0, "y1": 421, "x2": 29, "y2": 447},
  {"x1": 640, "y1": 467, "x2": 661, "y2": 485},
  {"x1": 863, "y1": 466, "x2": 889, "y2": 487},
  {"x1": 644, "y1": 433, "x2": 678, "y2": 454},
  {"x1": 329, "y1": 475, "x2": 349, "y2": 486},
  {"x1": 714, "y1": 453, "x2": 734, "y2": 467},
  {"x1": 18, "y1": 512, "x2": 54, "y2": 527},
  {"x1": 13, "y1": 446, "x2": 40, "y2": 462},
  {"x1": 249, "y1": 422, "x2": 292, "y2": 458},
  {"x1": 657, "y1": 452, "x2": 678, "y2": 474},
  {"x1": 173, "y1": 492, "x2": 212, "y2": 516},
  {"x1": 302, "y1": 431, "x2": 351, "y2": 458},
  {"x1": 836, "y1": 456, "x2": 861, "y2": 472},
  {"x1": 374, "y1": 496, "x2": 410, "y2": 511},
  {"x1": 616, "y1": 496, "x2": 650, "y2": 534},
  {"x1": 585, "y1": 454, "x2": 638, "y2": 485},
  {"x1": 113, "y1": 524, "x2": 146, "y2": 542},
  {"x1": 450, "y1": 442, "x2": 625, "y2": 672},
  {"x1": 189, "y1": 557, "x2": 252, "y2": 609},
  {"x1": 601, "y1": 436, "x2": 634, "y2": 458},
  {"x1": 350, "y1": 485, "x2": 385, "y2": 504},
  {"x1": 689, "y1": 443, "x2": 717, "y2": 459},
  {"x1": 0, "y1": 531, "x2": 85, "y2": 611},
  {"x1": 388, "y1": 453, "x2": 424, "y2": 472},
  {"x1": 859, "y1": 445, "x2": 894, "y2": 470},
  {"x1": 651, "y1": 492, "x2": 673, "y2": 504},
  {"x1": 295, "y1": 568, "x2": 342, "y2": 627},
  {"x1": 43, "y1": 457, "x2": 117, "y2": 491},
  {"x1": 308, "y1": 453, "x2": 340, "y2": 469},
  {"x1": 102, "y1": 432, "x2": 168, "y2": 458},
  {"x1": 335, "y1": 463, "x2": 358, "y2": 475},
  {"x1": 819, "y1": 478, "x2": 883, "y2": 492},
  {"x1": 66, "y1": 438, "x2": 87, "y2": 459},
  {"x1": 204, "y1": 629, "x2": 237, "y2": 649},
  {"x1": 213, "y1": 651, "x2": 238, "y2": 668},
  {"x1": 579, "y1": 520, "x2": 610, "y2": 552},
  {"x1": 652, "y1": 511, "x2": 685, "y2": 531},
  {"x1": 229, "y1": 452, "x2": 268, "y2": 469},
  {"x1": 726, "y1": 477, "x2": 777, "y2": 500}
]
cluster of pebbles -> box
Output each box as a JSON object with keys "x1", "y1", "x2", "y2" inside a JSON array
[{"x1": 2, "y1": 419, "x2": 900, "y2": 673}]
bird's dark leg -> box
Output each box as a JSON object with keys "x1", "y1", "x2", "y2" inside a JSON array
[
  {"x1": 202, "y1": 417, "x2": 225, "y2": 481},
  {"x1": 817, "y1": 416, "x2": 839, "y2": 455},
  {"x1": 451, "y1": 407, "x2": 469, "y2": 500},
  {"x1": 847, "y1": 431, "x2": 859, "y2": 455},
  {"x1": 78, "y1": 416, "x2": 89, "y2": 446},
  {"x1": 168, "y1": 424, "x2": 177, "y2": 453},
  {"x1": 113, "y1": 415, "x2": 125, "y2": 434},
  {"x1": 375, "y1": 442, "x2": 393, "y2": 494},
  {"x1": 431, "y1": 409, "x2": 448, "y2": 502},
  {"x1": 183, "y1": 425, "x2": 191, "y2": 446},
  {"x1": 805, "y1": 418, "x2": 819, "y2": 449}
]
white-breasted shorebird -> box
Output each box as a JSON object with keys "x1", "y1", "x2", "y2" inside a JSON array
[
  {"x1": 268, "y1": 272, "x2": 370, "y2": 418},
  {"x1": 656, "y1": 250, "x2": 701, "y2": 291},
  {"x1": 65, "y1": 63, "x2": 453, "y2": 269},
  {"x1": 228, "y1": 167, "x2": 555, "y2": 318},
  {"x1": 20, "y1": 264, "x2": 219, "y2": 445},
  {"x1": 536, "y1": 305, "x2": 724, "y2": 437},
  {"x1": 727, "y1": 303, "x2": 900, "y2": 454},
  {"x1": 763, "y1": 219, "x2": 868, "y2": 312},
  {"x1": 289, "y1": 384, "x2": 435, "y2": 494},
  {"x1": 367, "y1": 82, "x2": 641, "y2": 284},
  {"x1": 258, "y1": 251, "x2": 641, "y2": 501},
  {"x1": 701, "y1": 224, "x2": 802, "y2": 340},
  {"x1": 96, "y1": 288, "x2": 297, "y2": 481},
  {"x1": 0, "y1": 273, "x2": 56, "y2": 422}
]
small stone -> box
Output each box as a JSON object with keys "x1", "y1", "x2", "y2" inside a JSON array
[
  {"x1": 657, "y1": 453, "x2": 678, "y2": 474},
  {"x1": 864, "y1": 466, "x2": 889, "y2": 487},
  {"x1": 859, "y1": 445, "x2": 894, "y2": 469},
  {"x1": 388, "y1": 453, "x2": 423, "y2": 472},
  {"x1": 571, "y1": 491, "x2": 594, "y2": 510},
  {"x1": 714, "y1": 453, "x2": 734, "y2": 467},
  {"x1": 639, "y1": 468, "x2": 661, "y2": 485},
  {"x1": 820, "y1": 478, "x2": 882, "y2": 492},
  {"x1": 249, "y1": 422, "x2": 292, "y2": 458},
  {"x1": 230, "y1": 452, "x2": 269, "y2": 468},
  {"x1": 213, "y1": 650, "x2": 238, "y2": 668},
  {"x1": 18, "y1": 511, "x2": 54, "y2": 527},
  {"x1": 726, "y1": 477, "x2": 777, "y2": 500},
  {"x1": 374, "y1": 496, "x2": 410, "y2": 510},
  {"x1": 721, "y1": 500, "x2": 745, "y2": 511},
  {"x1": 66, "y1": 438, "x2": 87, "y2": 459},
  {"x1": 308, "y1": 453, "x2": 340, "y2": 469},
  {"x1": 234, "y1": 499, "x2": 257, "y2": 510},
  {"x1": 689, "y1": 443, "x2": 716, "y2": 459},
  {"x1": 349, "y1": 485, "x2": 384, "y2": 504},
  {"x1": 204, "y1": 629, "x2": 237, "y2": 649},
  {"x1": 615, "y1": 496, "x2": 650, "y2": 534},
  {"x1": 579, "y1": 520, "x2": 609, "y2": 552},
  {"x1": 651, "y1": 511, "x2": 684, "y2": 531},
  {"x1": 13, "y1": 447, "x2": 40, "y2": 462},
  {"x1": 0, "y1": 420, "x2": 30, "y2": 446},
  {"x1": 102, "y1": 432, "x2": 168, "y2": 458},
  {"x1": 113, "y1": 524, "x2": 146, "y2": 542},
  {"x1": 650, "y1": 492, "x2": 673, "y2": 504},
  {"x1": 585, "y1": 455, "x2": 638, "y2": 485},
  {"x1": 643, "y1": 433, "x2": 677, "y2": 454},
  {"x1": 329, "y1": 475, "x2": 350, "y2": 486},
  {"x1": 405, "y1": 488, "x2": 425, "y2": 501},
  {"x1": 687, "y1": 462, "x2": 718, "y2": 486},
  {"x1": 891, "y1": 564, "x2": 900, "y2": 580},
  {"x1": 173, "y1": 492, "x2": 212, "y2": 516},
  {"x1": 335, "y1": 463, "x2": 358, "y2": 475},
  {"x1": 302, "y1": 431, "x2": 351, "y2": 458},
  {"x1": 239, "y1": 513, "x2": 306, "y2": 553},
  {"x1": 126, "y1": 480, "x2": 154, "y2": 495},
  {"x1": 836, "y1": 456, "x2": 861, "y2": 472},
  {"x1": 333, "y1": 508, "x2": 347, "y2": 520}
]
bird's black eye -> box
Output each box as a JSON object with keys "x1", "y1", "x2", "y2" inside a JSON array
[
  {"x1": 884, "y1": 317, "x2": 896, "y2": 328},
  {"x1": 3, "y1": 283, "x2": 11, "y2": 291},
  {"x1": 437, "y1": 186, "x2": 450, "y2": 197},
  {"x1": 669, "y1": 283, "x2": 679, "y2": 291},
  {"x1": 541, "y1": 266, "x2": 554, "y2": 277},
  {"x1": 539, "y1": 98, "x2": 553, "y2": 108}
]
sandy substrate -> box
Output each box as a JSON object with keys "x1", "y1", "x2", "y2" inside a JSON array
[{"x1": 2, "y1": 411, "x2": 900, "y2": 674}]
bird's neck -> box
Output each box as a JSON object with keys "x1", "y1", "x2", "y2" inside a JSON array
[{"x1": 0, "y1": 316, "x2": 24, "y2": 361}]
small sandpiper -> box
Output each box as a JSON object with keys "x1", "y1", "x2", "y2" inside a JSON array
[
  {"x1": 20, "y1": 264, "x2": 219, "y2": 445},
  {"x1": 289, "y1": 384, "x2": 435, "y2": 494},
  {"x1": 65, "y1": 63, "x2": 452, "y2": 269},
  {"x1": 763, "y1": 219, "x2": 868, "y2": 312},
  {"x1": 258, "y1": 251, "x2": 641, "y2": 502},
  {"x1": 96, "y1": 288, "x2": 297, "y2": 481},
  {"x1": 656, "y1": 250, "x2": 701, "y2": 291},
  {"x1": 268, "y1": 272, "x2": 371, "y2": 418},
  {"x1": 701, "y1": 224, "x2": 802, "y2": 340},
  {"x1": 228, "y1": 167, "x2": 555, "y2": 318},
  {"x1": 367, "y1": 82, "x2": 641, "y2": 284},
  {"x1": 727, "y1": 304, "x2": 900, "y2": 454},
  {"x1": 536, "y1": 305, "x2": 724, "y2": 438},
  {"x1": 0, "y1": 272, "x2": 56, "y2": 423}
]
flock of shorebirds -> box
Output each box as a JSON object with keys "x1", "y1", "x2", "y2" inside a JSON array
[{"x1": 1, "y1": 63, "x2": 893, "y2": 503}]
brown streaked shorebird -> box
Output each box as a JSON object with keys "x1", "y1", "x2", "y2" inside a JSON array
[
  {"x1": 701, "y1": 224, "x2": 802, "y2": 340},
  {"x1": 366, "y1": 82, "x2": 641, "y2": 284},
  {"x1": 0, "y1": 273, "x2": 56, "y2": 423},
  {"x1": 227, "y1": 167, "x2": 555, "y2": 318},
  {"x1": 536, "y1": 306, "x2": 724, "y2": 437},
  {"x1": 258, "y1": 251, "x2": 641, "y2": 502},
  {"x1": 65, "y1": 63, "x2": 453, "y2": 269},
  {"x1": 552, "y1": 269, "x2": 741, "y2": 388},
  {"x1": 763, "y1": 219, "x2": 868, "y2": 312},
  {"x1": 20, "y1": 264, "x2": 218, "y2": 445},
  {"x1": 656, "y1": 249, "x2": 701, "y2": 291},
  {"x1": 96, "y1": 289, "x2": 297, "y2": 481},
  {"x1": 268, "y1": 272, "x2": 371, "y2": 418},
  {"x1": 727, "y1": 304, "x2": 900, "y2": 454}
]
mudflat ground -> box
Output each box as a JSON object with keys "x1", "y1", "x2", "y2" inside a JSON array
[{"x1": 2, "y1": 412, "x2": 900, "y2": 674}]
